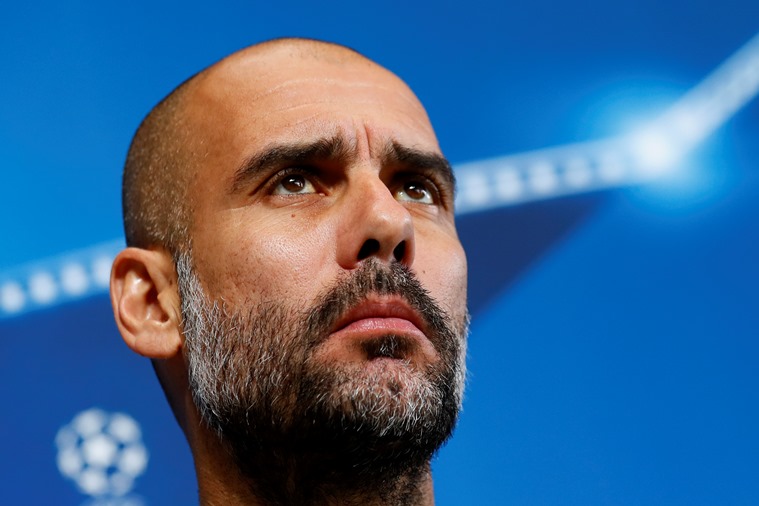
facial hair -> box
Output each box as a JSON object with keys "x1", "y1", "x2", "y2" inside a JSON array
[{"x1": 176, "y1": 253, "x2": 468, "y2": 505}]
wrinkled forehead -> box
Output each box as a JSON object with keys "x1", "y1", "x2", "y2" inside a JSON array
[
  {"x1": 173, "y1": 42, "x2": 442, "y2": 218},
  {"x1": 182, "y1": 43, "x2": 437, "y2": 148}
]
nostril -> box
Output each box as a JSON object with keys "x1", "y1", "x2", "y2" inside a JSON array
[
  {"x1": 358, "y1": 239, "x2": 380, "y2": 261},
  {"x1": 393, "y1": 241, "x2": 406, "y2": 262}
]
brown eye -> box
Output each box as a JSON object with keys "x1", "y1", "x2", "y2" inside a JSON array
[
  {"x1": 395, "y1": 180, "x2": 434, "y2": 204},
  {"x1": 272, "y1": 174, "x2": 316, "y2": 195}
]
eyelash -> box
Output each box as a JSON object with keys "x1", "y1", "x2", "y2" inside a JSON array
[
  {"x1": 394, "y1": 170, "x2": 449, "y2": 205},
  {"x1": 266, "y1": 167, "x2": 321, "y2": 195},
  {"x1": 263, "y1": 166, "x2": 451, "y2": 205}
]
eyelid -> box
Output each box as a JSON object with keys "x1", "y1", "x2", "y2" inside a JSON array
[
  {"x1": 263, "y1": 166, "x2": 321, "y2": 195},
  {"x1": 394, "y1": 169, "x2": 450, "y2": 206}
]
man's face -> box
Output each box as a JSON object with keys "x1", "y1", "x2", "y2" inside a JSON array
[{"x1": 178, "y1": 45, "x2": 468, "y2": 468}]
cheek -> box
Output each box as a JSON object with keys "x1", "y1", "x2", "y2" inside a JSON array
[
  {"x1": 198, "y1": 214, "x2": 337, "y2": 305},
  {"x1": 415, "y1": 234, "x2": 468, "y2": 317},
  {"x1": 254, "y1": 233, "x2": 330, "y2": 296}
]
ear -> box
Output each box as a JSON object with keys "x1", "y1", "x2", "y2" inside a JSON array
[{"x1": 110, "y1": 247, "x2": 183, "y2": 359}]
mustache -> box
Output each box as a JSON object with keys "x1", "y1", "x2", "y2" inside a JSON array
[{"x1": 302, "y1": 259, "x2": 456, "y2": 352}]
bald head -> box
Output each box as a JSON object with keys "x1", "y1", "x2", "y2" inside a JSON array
[
  {"x1": 113, "y1": 37, "x2": 466, "y2": 504},
  {"x1": 122, "y1": 38, "x2": 388, "y2": 254}
]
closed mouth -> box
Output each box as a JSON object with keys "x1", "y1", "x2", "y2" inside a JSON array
[{"x1": 330, "y1": 295, "x2": 427, "y2": 337}]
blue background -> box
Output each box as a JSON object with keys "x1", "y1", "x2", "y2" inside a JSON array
[{"x1": 1, "y1": 1, "x2": 758, "y2": 504}]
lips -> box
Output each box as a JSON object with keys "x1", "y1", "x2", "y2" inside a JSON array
[{"x1": 330, "y1": 296, "x2": 427, "y2": 340}]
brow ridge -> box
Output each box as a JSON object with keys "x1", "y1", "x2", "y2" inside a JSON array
[
  {"x1": 382, "y1": 141, "x2": 456, "y2": 194},
  {"x1": 229, "y1": 136, "x2": 455, "y2": 196},
  {"x1": 230, "y1": 136, "x2": 352, "y2": 194}
]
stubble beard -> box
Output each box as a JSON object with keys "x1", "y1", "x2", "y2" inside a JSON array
[{"x1": 176, "y1": 253, "x2": 468, "y2": 505}]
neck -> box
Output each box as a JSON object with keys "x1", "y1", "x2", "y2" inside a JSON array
[{"x1": 191, "y1": 424, "x2": 436, "y2": 506}]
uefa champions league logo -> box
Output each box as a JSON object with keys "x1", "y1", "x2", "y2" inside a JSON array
[{"x1": 56, "y1": 408, "x2": 148, "y2": 505}]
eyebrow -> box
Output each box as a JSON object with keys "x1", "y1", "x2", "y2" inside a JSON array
[
  {"x1": 229, "y1": 136, "x2": 455, "y2": 195},
  {"x1": 230, "y1": 135, "x2": 353, "y2": 194},
  {"x1": 381, "y1": 141, "x2": 456, "y2": 193}
]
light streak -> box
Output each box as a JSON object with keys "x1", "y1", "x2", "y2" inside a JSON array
[
  {"x1": 455, "y1": 31, "x2": 759, "y2": 215},
  {"x1": 3, "y1": 32, "x2": 759, "y2": 318}
]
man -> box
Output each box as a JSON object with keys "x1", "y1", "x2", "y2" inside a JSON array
[{"x1": 110, "y1": 38, "x2": 469, "y2": 505}]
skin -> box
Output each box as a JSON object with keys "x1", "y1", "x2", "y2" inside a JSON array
[{"x1": 111, "y1": 40, "x2": 468, "y2": 505}]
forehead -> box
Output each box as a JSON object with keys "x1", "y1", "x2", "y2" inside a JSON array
[{"x1": 182, "y1": 45, "x2": 440, "y2": 175}]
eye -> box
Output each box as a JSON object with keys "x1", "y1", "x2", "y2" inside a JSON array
[
  {"x1": 272, "y1": 173, "x2": 317, "y2": 196},
  {"x1": 395, "y1": 179, "x2": 435, "y2": 204}
]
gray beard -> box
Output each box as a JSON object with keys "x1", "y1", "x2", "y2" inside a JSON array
[{"x1": 176, "y1": 253, "x2": 467, "y2": 505}]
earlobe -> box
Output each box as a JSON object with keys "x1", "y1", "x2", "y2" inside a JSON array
[{"x1": 110, "y1": 247, "x2": 183, "y2": 359}]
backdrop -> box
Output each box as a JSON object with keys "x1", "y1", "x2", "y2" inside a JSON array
[{"x1": 1, "y1": 2, "x2": 758, "y2": 504}]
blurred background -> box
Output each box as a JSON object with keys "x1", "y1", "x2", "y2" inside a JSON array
[{"x1": 1, "y1": 1, "x2": 758, "y2": 504}]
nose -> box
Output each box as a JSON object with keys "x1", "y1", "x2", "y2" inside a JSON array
[{"x1": 336, "y1": 174, "x2": 415, "y2": 269}]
